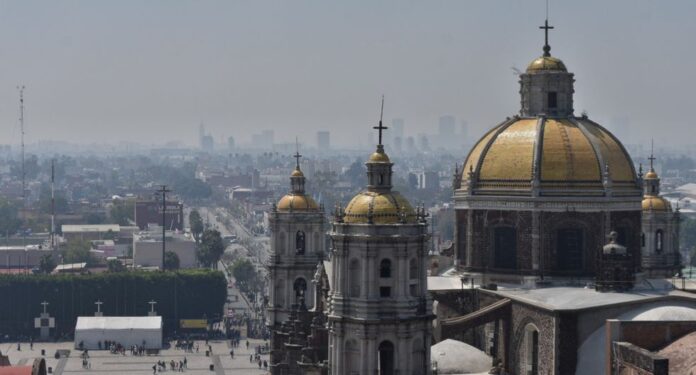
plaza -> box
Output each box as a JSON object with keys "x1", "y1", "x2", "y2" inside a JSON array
[{"x1": 1, "y1": 338, "x2": 269, "y2": 375}]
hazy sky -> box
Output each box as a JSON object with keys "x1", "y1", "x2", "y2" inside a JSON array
[{"x1": 1, "y1": 1, "x2": 694, "y2": 150}]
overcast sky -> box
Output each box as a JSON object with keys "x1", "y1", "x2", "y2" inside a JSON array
[{"x1": 0, "y1": 0, "x2": 694, "y2": 150}]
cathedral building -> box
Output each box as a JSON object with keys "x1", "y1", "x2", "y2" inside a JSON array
[
  {"x1": 453, "y1": 20, "x2": 643, "y2": 286},
  {"x1": 640, "y1": 154, "x2": 681, "y2": 278}
]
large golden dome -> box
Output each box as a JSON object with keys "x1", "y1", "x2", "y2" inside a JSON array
[
  {"x1": 343, "y1": 191, "x2": 416, "y2": 224},
  {"x1": 461, "y1": 117, "x2": 640, "y2": 196},
  {"x1": 277, "y1": 193, "x2": 318, "y2": 212}
]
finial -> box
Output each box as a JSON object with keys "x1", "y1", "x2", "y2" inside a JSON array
[
  {"x1": 293, "y1": 137, "x2": 302, "y2": 170},
  {"x1": 648, "y1": 139, "x2": 656, "y2": 171},
  {"x1": 638, "y1": 163, "x2": 643, "y2": 179},
  {"x1": 372, "y1": 95, "x2": 388, "y2": 149},
  {"x1": 539, "y1": 19, "x2": 554, "y2": 57}
]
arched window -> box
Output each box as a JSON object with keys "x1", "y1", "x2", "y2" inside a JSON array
[
  {"x1": 274, "y1": 279, "x2": 285, "y2": 308},
  {"x1": 556, "y1": 228, "x2": 584, "y2": 271},
  {"x1": 524, "y1": 324, "x2": 539, "y2": 375},
  {"x1": 493, "y1": 226, "x2": 517, "y2": 269},
  {"x1": 411, "y1": 338, "x2": 424, "y2": 375},
  {"x1": 296, "y1": 231, "x2": 305, "y2": 255},
  {"x1": 293, "y1": 278, "x2": 307, "y2": 302},
  {"x1": 656, "y1": 230, "x2": 663, "y2": 254},
  {"x1": 349, "y1": 259, "x2": 361, "y2": 298},
  {"x1": 380, "y1": 259, "x2": 392, "y2": 278},
  {"x1": 345, "y1": 339, "x2": 360, "y2": 375},
  {"x1": 378, "y1": 341, "x2": 395, "y2": 375}
]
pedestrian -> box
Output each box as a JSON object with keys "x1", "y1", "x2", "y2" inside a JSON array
[
  {"x1": 152, "y1": 364, "x2": 157, "y2": 374},
  {"x1": 183, "y1": 356, "x2": 187, "y2": 369},
  {"x1": 230, "y1": 349, "x2": 234, "y2": 358},
  {"x1": 258, "y1": 359, "x2": 262, "y2": 368},
  {"x1": 249, "y1": 354, "x2": 253, "y2": 363},
  {"x1": 263, "y1": 360, "x2": 268, "y2": 370}
]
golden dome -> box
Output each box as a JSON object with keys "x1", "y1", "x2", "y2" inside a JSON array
[
  {"x1": 343, "y1": 191, "x2": 416, "y2": 224},
  {"x1": 642, "y1": 196, "x2": 672, "y2": 212},
  {"x1": 368, "y1": 150, "x2": 391, "y2": 163},
  {"x1": 290, "y1": 168, "x2": 304, "y2": 177},
  {"x1": 462, "y1": 117, "x2": 639, "y2": 195},
  {"x1": 277, "y1": 193, "x2": 318, "y2": 211},
  {"x1": 526, "y1": 55, "x2": 567, "y2": 73},
  {"x1": 644, "y1": 170, "x2": 658, "y2": 179}
]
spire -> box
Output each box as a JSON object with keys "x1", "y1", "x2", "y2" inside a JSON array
[
  {"x1": 648, "y1": 139, "x2": 656, "y2": 172},
  {"x1": 372, "y1": 95, "x2": 388, "y2": 152},
  {"x1": 539, "y1": 19, "x2": 554, "y2": 57},
  {"x1": 290, "y1": 137, "x2": 305, "y2": 194},
  {"x1": 293, "y1": 137, "x2": 302, "y2": 170}
]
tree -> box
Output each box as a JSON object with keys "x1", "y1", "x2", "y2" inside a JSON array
[
  {"x1": 0, "y1": 197, "x2": 21, "y2": 236},
  {"x1": 189, "y1": 210, "x2": 204, "y2": 243},
  {"x1": 107, "y1": 258, "x2": 126, "y2": 272},
  {"x1": 164, "y1": 251, "x2": 180, "y2": 270},
  {"x1": 196, "y1": 229, "x2": 225, "y2": 268},
  {"x1": 64, "y1": 239, "x2": 93, "y2": 265},
  {"x1": 110, "y1": 199, "x2": 134, "y2": 225},
  {"x1": 38, "y1": 254, "x2": 56, "y2": 274},
  {"x1": 231, "y1": 259, "x2": 258, "y2": 294}
]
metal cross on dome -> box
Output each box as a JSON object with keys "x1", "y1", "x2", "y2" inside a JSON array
[
  {"x1": 539, "y1": 19, "x2": 554, "y2": 56},
  {"x1": 373, "y1": 95, "x2": 388, "y2": 146},
  {"x1": 293, "y1": 138, "x2": 302, "y2": 169}
]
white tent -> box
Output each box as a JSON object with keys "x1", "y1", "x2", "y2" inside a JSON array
[{"x1": 74, "y1": 316, "x2": 163, "y2": 349}]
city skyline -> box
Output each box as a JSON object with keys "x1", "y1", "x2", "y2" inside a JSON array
[{"x1": 1, "y1": 1, "x2": 694, "y2": 149}]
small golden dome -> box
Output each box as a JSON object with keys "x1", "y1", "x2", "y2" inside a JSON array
[
  {"x1": 642, "y1": 196, "x2": 672, "y2": 212},
  {"x1": 291, "y1": 168, "x2": 304, "y2": 177},
  {"x1": 368, "y1": 150, "x2": 391, "y2": 163},
  {"x1": 526, "y1": 55, "x2": 567, "y2": 73},
  {"x1": 343, "y1": 191, "x2": 416, "y2": 224},
  {"x1": 277, "y1": 193, "x2": 318, "y2": 211},
  {"x1": 644, "y1": 170, "x2": 658, "y2": 179}
]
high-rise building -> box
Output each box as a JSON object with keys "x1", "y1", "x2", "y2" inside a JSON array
[
  {"x1": 317, "y1": 131, "x2": 330, "y2": 152},
  {"x1": 227, "y1": 136, "x2": 235, "y2": 150}
]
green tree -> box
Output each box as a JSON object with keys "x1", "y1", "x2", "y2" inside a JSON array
[
  {"x1": 110, "y1": 199, "x2": 135, "y2": 225},
  {"x1": 64, "y1": 239, "x2": 93, "y2": 265},
  {"x1": 0, "y1": 197, "x2": 21, "y2": 236},
  {"x1": 196, "y1": 229, "x2": 225, "y2": 268},
  {"x1": 231, "y1": 258, "x2": 258, "y2": 294},
  {"x1": 38, "y1": 254, "x2": 56, "y2": 274},
  {"x1": 164, "y1": 251, "x2": 180, "y2": 270},
  {"x1": 107, "y1": 259, "x2": 126, "y2": 272},
  {"x1": 189, "y1": 210, "x2": 204, "y2": 243}
]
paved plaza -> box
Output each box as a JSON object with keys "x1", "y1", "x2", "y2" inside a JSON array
[{"x1": 2, "y1": 338, "x2": 269, "y2": 375}]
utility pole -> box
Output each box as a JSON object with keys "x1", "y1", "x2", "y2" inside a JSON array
[
  {"x1": 51, "y1": 159, "x2": 56, "y2": 249},
  {"x1": 18, "y1": 86, "x2": 26, "y2": 246},
  {"x1": 156, "y1": 185, "x2": 171, "y2": 270}
]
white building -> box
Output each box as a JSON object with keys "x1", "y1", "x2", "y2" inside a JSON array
[
  {"x1": 74, "y1": 316, "x2": 162, "y2": 349},
  {"x1": 133, "y1": 229, "x2": 197, "y2": 269}
]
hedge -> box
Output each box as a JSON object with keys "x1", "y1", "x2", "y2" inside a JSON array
[{"x1": 0, "y1": 269, "x2": 227, "y2": 338}]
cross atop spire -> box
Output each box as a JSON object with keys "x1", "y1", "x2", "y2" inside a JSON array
[
  {"x1": 373, "y1": 95, "x2": 388, "y2": 147},
  {"x1": 648, "y1": 139, "x2": 656, "y2": 170},
  {"x1": 293, "y1": 137, "x2": 302, "y2": 169},
  {"x1": 539, "y1": 19, "x2": 554, "y2": 57}
]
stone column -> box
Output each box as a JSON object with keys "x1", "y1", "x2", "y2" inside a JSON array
[
  {"x1": 367, "y1": 247, "x2": 377, "y2": 299},
  {"x1": 531, "y1": 210, "x2": 540, "y2": 271},
  {"x1": 466, "y1": 210, "x2": 474, "y2": 268}
]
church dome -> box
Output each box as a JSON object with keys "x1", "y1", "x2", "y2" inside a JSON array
[
  {"x1": 526, "y1": 55, "x2": 567, "y2": 72},
  {"x1": 642, "y1": 195, "x2": 672, "y2": 212},
  {"x1": 368, "y1": 150, "x2": 391, "y2": 163},
  {"x1": 644, "y1": 170, "x2": 658, "y2": 179},
  {"x1": 290, "y1": 168, "x2": 304, "y2": 177},
  {"x1": 277, "y1": 193, "x2": 318, "y2": 212},
  {"x1": 343, "y1": 191, "x2": 416, "y2": 224},
  {"x1": 461, "y1": 117, "x2": 639, "y2": 195}
]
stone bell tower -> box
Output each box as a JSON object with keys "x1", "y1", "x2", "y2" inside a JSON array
[
  {"x1": 267, "y1": 146, "x2": 325, "y2": 331},
  {"x1": 327, "y1": 100, "x2": 433, "y2": 375}
]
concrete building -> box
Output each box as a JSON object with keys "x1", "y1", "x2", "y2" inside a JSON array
[
  {"x1": 61, "y1": 224, "x2": 120, "y2": 242},
  {"x1": 132, "y1": 229, "x2": 196, "y2": 269},
  {"x1": 134, "y1": 200, "x2": 183, "y2": 231}
]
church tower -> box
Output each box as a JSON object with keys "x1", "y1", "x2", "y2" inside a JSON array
[
  {"x1": 641, "y1": 150, "x2": 681, "y2": 277},
  {"x1": 328, "y1": 100, "x2": 433, "y2": 375},
  {"x1": 267, "y1": 146, "x2": 326, "y2": 333}
]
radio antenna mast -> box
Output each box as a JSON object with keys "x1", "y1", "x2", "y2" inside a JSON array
[{"x1": 17, "y1": 86, "x2": 26, "y2": 210}]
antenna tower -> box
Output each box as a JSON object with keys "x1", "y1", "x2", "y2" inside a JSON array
[{"x1": 17, "y1": 86, "x2": 26, "y2": 210}]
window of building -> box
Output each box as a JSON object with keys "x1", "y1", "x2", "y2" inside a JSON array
[
  {"x1": 296, "y1": 231, "x2": 305, "y2": 255},
  {"x1": 493, "y1": 226, "x2": 517, "y2": 269},
  {"x1": 547, "y1": 92, "x2": 557, "y2": 109},
  {"x1": 656, "y1": 230, "x2": 663, "y2": 253},
  {"x1": 349, "y1": 259, "x2": 361, "y2": 298},
  {"x1": 556, "y1": 228, "x2": 584, "y2": 271},
  {"x1": 641, "y1": 233, "x2": 645, "y2": 248},
  {"x1": 524, "y1": 324, "x2": 539, "y2": 375},
  {"x1": 293, "y1": 278, "x2": 307, "y2": 302},
  {"x1": 380, "y1": 286, "x2": 391, "y2": 298},
  {"x1": 380, "y1": 259, "x2": 392, "y2": 278}
]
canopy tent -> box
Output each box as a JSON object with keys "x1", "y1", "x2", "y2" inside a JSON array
[{"x1": 74, "y1": 316, "x2": 162, "y2": 349}]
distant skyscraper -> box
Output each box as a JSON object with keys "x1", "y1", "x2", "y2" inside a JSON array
[
  {"x1": 227, "y1": 136, "x2": 235, "y2": 150},
  {"x1": 405, "y1": 136, "x2": 416, "y2": 153},
  {"x1": 201, "y1": 135, "x2": 214, "y2": 152},
  {"x1": 317, "y1": 131, "x2": 330, "y2": 152},
  {"x1": 438, "y1": 115, "x2": 456, "y2": 149},
  {"x1": 391, "y1": 118, "x2": 404, "y2": 146}
]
